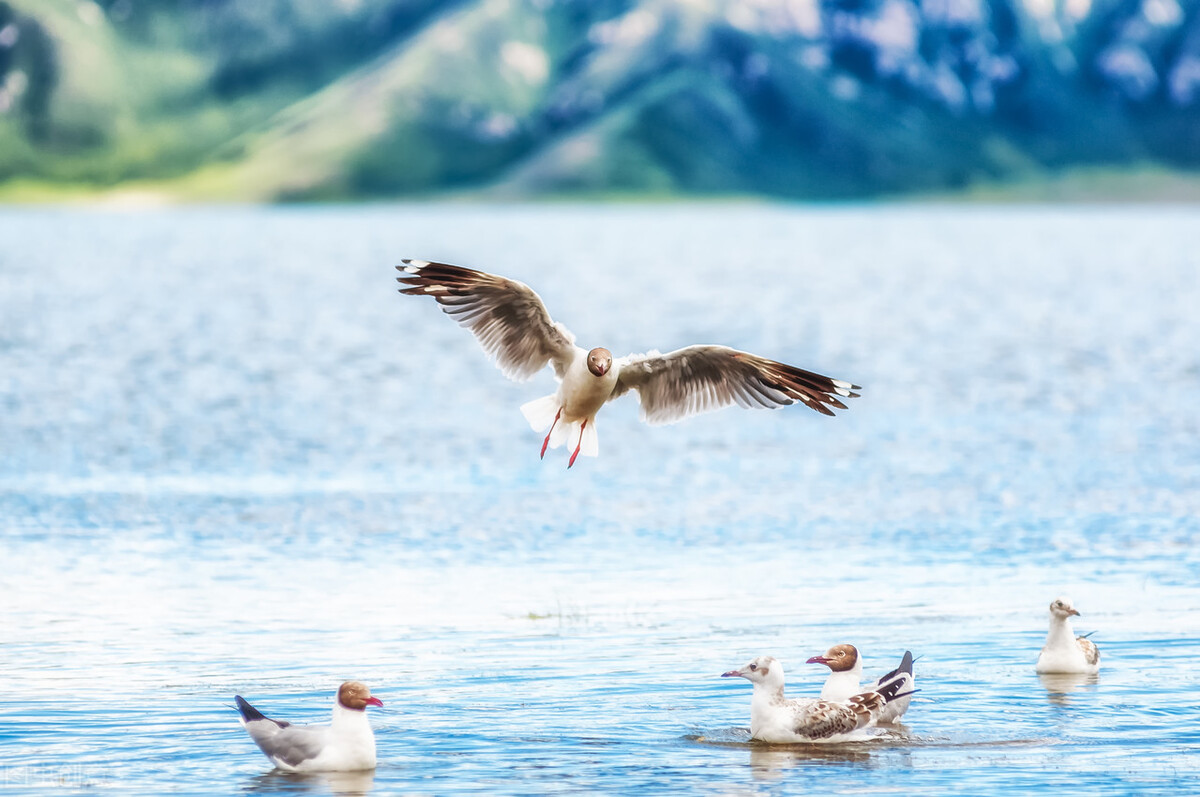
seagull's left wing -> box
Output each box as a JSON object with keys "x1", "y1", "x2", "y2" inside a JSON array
[
  {"x1": 612, "y1": 345, "x2": 859, "y2": 425},
  {"x1": 235, "y1": 696, "x2": 326, "y2": 769},
  {"x1": 790, "y1": 694, "x2": 878, "y2": 739}
]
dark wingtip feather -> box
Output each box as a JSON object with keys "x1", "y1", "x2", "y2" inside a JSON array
[
  {"x1": 876, "y1": 651, "x2": 914, "y2": 685},
  {"x1": 235, "y1": 695, "x2": 267, "y2": 723}
]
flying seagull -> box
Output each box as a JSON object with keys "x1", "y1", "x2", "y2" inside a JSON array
[
  {"x1": 397, "y1": 259, "x2": 860, "y2": 466},
  {"x1": 234, "y1": 681, "x2": 383, "y2": 772},
  {"x1": 807, "y1": 645, "x2": 915, "y2": 724},
  {"x1": 1036, "y1": 597, "x2": 1100, "y2": 675}
]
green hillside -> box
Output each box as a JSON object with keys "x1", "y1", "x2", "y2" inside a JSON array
[{"x1": 1, "y1": 0, "x2": 1198, "y2": 202}]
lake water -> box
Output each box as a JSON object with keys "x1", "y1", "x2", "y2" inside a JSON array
[{"x1": 1, "y1": 204, "x2": 1198, "y2": 795}]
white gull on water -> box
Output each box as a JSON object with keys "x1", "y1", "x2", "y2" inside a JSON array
[
  {"x1": 397, "y1": 260, "x2": 859, "y2": 467},
  {"x1": 807, "y1": 644, "x2": 915, "y2": 724},
  {"x1": 235, "y1": 681, "x2": 383, "y2": 771},
  {"x1": 1036, "y1": 597, "x2": 1101, "y2": 675},
  {"x1": 721, "y1": 655, "x2": 912, "y2": 743}
]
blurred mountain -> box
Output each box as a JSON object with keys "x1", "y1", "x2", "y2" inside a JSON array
[{"x1": 0, "y1": 0, "x2": 1198, "y2": 200}]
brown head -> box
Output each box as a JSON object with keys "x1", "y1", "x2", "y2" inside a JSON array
[
  {"x1": 337, "y1": 681, "x2": 383, "y2": 711},
  {"x1": 586, "y1": 347, "x2": 612, "y2": 377},
  {"x1": 806, "y1": 643, "x2": 859, "y2": 672}
]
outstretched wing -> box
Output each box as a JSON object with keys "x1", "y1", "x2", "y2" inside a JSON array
[
  {"x1": 397, "y1": 259, "x2": 577, "y2": 381},
  {"x1": 235, "y1": 696, "x2": 326, "y2": 769},
  {"x1": 612, "y1": 345, "x2": 860, "y2": 425}
]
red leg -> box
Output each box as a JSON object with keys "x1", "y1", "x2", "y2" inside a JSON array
[
  {"x1": 541, "y1": 409, "x2": 562, "y2": 459},
  {"x1": 568, "y1": 419, "x2": 588, "y2": 468}
]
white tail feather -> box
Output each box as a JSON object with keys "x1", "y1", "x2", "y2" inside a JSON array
[
  {"x1": 548, "y1": 418, "x2": 572, "y2": 450},
  {"x1": 520, "y1": 394, "x2": 560, "y2": 432},
  {"x1": 579, "y1": 418, "x2": 599, "y2": 458}
]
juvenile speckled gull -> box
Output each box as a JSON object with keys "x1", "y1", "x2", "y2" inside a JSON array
[
  {"x1": 235, "y1": 681, "x2": 382, "y2": 772},
  {"x1": 397, "y1": 259, "x2": 860, "y2": 467},
  {"x1": 1036, "y1": 597, "x2": 1101, "y2": 674},
  {"x1": 807, "y1": 645, "x2": 915, "y2": 724},
  {"x1": 721, "y1": 655, "x2": 912, "y2": 743}
]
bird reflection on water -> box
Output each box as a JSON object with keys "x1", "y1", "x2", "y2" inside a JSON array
[
  {"x1": 1039, "y1": 672, "x2": 1100, "y2": 707},
  {"x1": 242, "y1": 769, "x2": 375, "y2": 796},
  {"x1": 689, "y1": 727, "x2": 916, "y2": 780}
]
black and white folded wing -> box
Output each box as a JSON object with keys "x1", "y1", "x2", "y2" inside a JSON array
[
  {"x1": 396, "y1": 259, "x2": 578, "y2": 380},
  {"x1": 236, "y1": 696, "x2": 328, "y2": 771},
  {"x1": 611, "y1": 345, "x2": 860, "y2": 425},
  {"x1": 870, "y1": 651, "x2": 915, "y2": 724}
]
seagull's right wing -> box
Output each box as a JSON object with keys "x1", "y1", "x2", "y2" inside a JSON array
[
  {"x1": 236, "y1": 696, "x2": 326, "y2": 769},
  {"x1": 397, "y1": 259, "x2": 577, "y2": 380}
]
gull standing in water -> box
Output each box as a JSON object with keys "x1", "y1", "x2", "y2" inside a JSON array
[
  {"x1": 807, "y1": 645, "x2": 915, "y2": 724},
  {"x1": 234, "y1": 681, "x2": 383, "y2": 771},
  {"x1": 397, "y1": 259, "x2": 860, "y2": 467},
  {"x1": 1036, "y1": 597, "x2": 1101, "y2": 674},
  {"x1": 721, "y1": 655, "x2": 911, "y2": 743}
]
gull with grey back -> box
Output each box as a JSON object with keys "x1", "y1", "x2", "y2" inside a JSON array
[
  {"x1": 234, "y1": 681, "x2": 383, "y2": 772},
  {"x1": 397, "y1": 259, "x2": 860, "y2": 467}
]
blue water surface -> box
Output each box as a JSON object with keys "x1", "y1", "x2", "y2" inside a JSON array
[{"x1": 1, "y1": 204, "x2": 1199, "y2": 795}]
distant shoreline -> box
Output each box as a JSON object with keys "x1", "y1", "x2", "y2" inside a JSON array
[{"x1": 2, "y1": 166, "x2": 1200, "y2": 206}]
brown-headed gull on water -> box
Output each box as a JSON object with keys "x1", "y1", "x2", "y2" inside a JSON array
[
  {"x1": 806, "y1": 645, "x2": 914, "y2": 724},
  {"x1": 1036, "y1": 597, "x2": 1100, "y2": 674},
  {"x1": 721, "y1": 655, "x2": 912, "y2": 743},
  {"x1": 235, "y1": 681, "x2": 383, "y2": 771},
  {"x1": 397, "y1": 259, "x2": 860, "y2": 467}
]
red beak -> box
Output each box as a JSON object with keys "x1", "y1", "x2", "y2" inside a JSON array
[
  {"x1": 806, "y1": 656, "x2": 829, "y2": 665},
  {"x1": 1068, "y1": 609, "x2": 1080, "y2": 617},
  {"x1": 365, "y1": 697, "x2": 383, "y2": 708},
  {"x1": 721, "y1": 670, "x2": 742, "y2": 678}
]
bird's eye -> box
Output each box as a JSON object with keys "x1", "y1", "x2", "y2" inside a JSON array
[{"x1": 749, "y1": 663, "x2": 757, "y2": 671}]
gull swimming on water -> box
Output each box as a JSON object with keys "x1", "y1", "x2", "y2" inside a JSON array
[
  {"x1": 397, "y1": 259, "x2": 860, "y2": 466},
  {"x1": 807, "y1": 645, "x2": 915, "y2": 724},
  {"x1": 1036, "y1": 597, "x2": 1100, "y2": 675},
  {"x1": 235, "y1": 681, "x2": 383, "y2": 771},
  {"x1": 721, "y1": 655, "x2": 911, "y2": 743}
]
